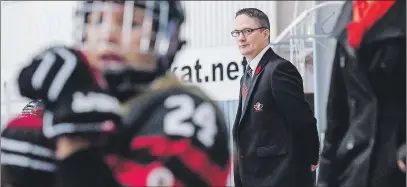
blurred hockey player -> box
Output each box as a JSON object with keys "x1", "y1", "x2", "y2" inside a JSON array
[
  {"x1": 318, "y1": 1, "x2": 405, "y2": 187},
  {"x1": 1, "y1": 100, "x2": 55, "y2": 187},
  {"x1": 17, "y1": 1, "x2": 231, "y2": 187}
]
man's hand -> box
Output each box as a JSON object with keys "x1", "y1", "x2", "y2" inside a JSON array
[
  {"x1": 397, "y1": 143, "x2": 406, "y2": 172},
  {"x1": 398, "y1": 160, "x2": 406, "y2": 172},
  {"x1": 311, "y1": 164, "x2": 319, "y2": 171}
]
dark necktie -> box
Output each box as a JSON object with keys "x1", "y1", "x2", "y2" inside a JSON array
[{"x1": 241, "y1": 66, "x2": 253, "y2": 112}]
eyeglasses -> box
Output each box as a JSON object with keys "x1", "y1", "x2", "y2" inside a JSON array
[{"x1": 231, "y1": 27, "x2": 266, "y2": 37}]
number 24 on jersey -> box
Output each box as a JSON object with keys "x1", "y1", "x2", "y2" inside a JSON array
[{"x1": 163, "y1": 94, "x2": 218, "y2": 148}]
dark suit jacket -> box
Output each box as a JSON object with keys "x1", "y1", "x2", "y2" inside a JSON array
[{"x1": 232, "y1": 48, "x2": 320, "y2": 187}]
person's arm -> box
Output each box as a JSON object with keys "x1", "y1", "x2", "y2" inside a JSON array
[
  {"x1": 1, "y1": 116, "x2": 56, "y2": 187},
  {"x1": 317, "y1": 45, "x2": 350, "y2": 186},
  {"x1": 16, "y1": 46, "x2": 122, "y2": 187},
  {"x1": 271, "y1": 61, "x2": 320, "y2": 165},
  {"x1": 55, "y1": 136, "x2": 122, "y2": 187}
]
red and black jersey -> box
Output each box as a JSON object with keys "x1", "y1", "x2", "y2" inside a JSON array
[
  {"x1": 1, "y1": 100, "x2": 55, "y2": 187},
  {"x1": 105, "y1": 86, "x2": 231, "y2": 187}
]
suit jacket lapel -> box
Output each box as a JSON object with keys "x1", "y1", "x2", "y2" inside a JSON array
[
  {"x1": 239, "y1": 48, "x2": 273, "y2": 123},
  {"x1": 233, "y1": 77, "x2": 243, "y2": 133}
]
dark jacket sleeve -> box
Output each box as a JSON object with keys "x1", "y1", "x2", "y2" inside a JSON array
[
  {"x1": 55, "y1": 147, "x2": 121, "y2": 187},
  {"x1": 271, "y1": 61, "x2": 320, "y2": 165},
  {"x1": 317, "y1": 45, "x2": 350, "y2": 186}
]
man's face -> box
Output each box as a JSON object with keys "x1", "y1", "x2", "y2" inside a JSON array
[
  {"x1": 234, "y1": 14, "x2": 269, "y2": 59},
  {"x1": 83, "y1": 3, "x2": 157, "y2": 72}
]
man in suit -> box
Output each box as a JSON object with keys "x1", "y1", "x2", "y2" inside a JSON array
[{"x1": 231, "y1": 8, "x2": 320, "y2": 187}]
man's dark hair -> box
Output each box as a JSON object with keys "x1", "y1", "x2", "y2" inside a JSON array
[{"x1": 235, "y1": 8, "x2": 270, "y2": 42}]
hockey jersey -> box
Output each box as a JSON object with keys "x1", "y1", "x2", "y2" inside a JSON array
[{"x1": 105, "y1": 75, "x2": 232, "y2": 187}]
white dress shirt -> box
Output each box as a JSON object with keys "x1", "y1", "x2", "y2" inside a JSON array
[{"x1": 247, "y1": 46, "x2": 270, "y2": 77}]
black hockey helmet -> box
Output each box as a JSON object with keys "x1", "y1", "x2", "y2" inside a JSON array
[
  {"x1": 74, "y1": 0, "x2": 186, "y2": 100},
  {"x1": 18, "y1": 100, "x2": 45, "y2": 118}
]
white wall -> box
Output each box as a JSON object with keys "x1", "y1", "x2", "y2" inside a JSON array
[
  {"x1": 276, "y1": 1, "x2": 316, "y2": 34},
  {"x1": 1, "y1": 1, "x2": 77, "y2": 79},
  {"x1": 180, "y1": 1, "x2": 278, "y2": 49},
  {"x1": 1, "y1": 1, "x2": 78, "y2": 123}
]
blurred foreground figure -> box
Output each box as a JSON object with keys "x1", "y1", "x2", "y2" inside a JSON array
[
  {"x1": 17, "y1": 1, "x2": 231, "y2": 187},
  {"x1": 318, "y1": 1, "x2": 406, "y2": 187},
  {"x1": 1, "y1": 100, "x2": 55, "y2": 187}
]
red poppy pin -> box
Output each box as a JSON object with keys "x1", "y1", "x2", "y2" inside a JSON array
[{"x1": 255, "y1": 66, "x2": 261, "y2": 75}]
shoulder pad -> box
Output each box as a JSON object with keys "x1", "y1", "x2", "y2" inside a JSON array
[{"x1": 1, "y1": 116, "x2": 52, "y2": 155}]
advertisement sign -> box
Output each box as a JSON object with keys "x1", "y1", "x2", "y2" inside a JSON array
[{"x1": 171, "y1": 46, "x2": 245, "y2": 101}]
